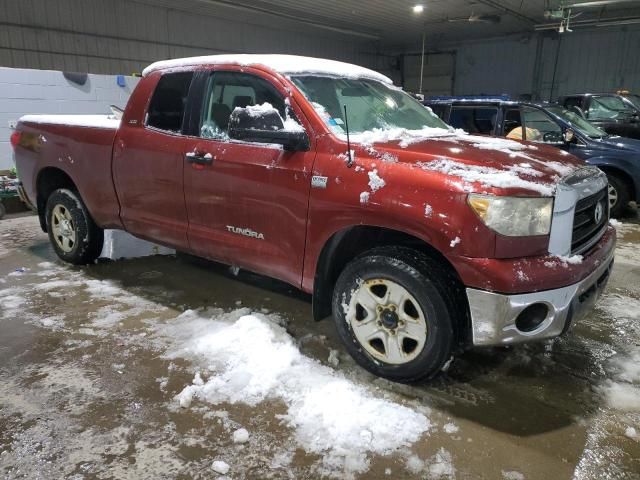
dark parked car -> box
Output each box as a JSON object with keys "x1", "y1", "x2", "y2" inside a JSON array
[
  {"x1": 426, "y1": 98, "x2": 640, "y2": 217},
  {"x1": 558, "y1": 93, "x2": 640, "y2": 140}
]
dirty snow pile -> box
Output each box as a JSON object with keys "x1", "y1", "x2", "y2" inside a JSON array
[
  {"x1": 417, "y1": 157, "x2": 556, "y2": 195},
  {"x1": 155, "y1": 308, "x2": 430, "y2": 476}
]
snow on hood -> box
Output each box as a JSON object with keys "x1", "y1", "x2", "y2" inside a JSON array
[
  {"x1": 142, "y1": 54, "x2": 392, "y2": 84},
  {"x1": 19, "y1": 114, "x2": 120, "y2": 129},
  {"x1": 350, "y1": 130, "x2": 584, "y2": 196}
]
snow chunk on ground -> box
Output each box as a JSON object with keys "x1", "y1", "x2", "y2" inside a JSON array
[
  {"x1": 232, "y1": 428, "x2": 249, "y2": 444},
  {"x1": 367, "y1": 169, "x2": 386, "y2": 192},
  {"x1": 157, "y1": 311, "x2": 430, "y2": 476},
  {"x1": 625, "y1": 427, "x2": 639, "y2": 441},
  {"x1": 211, "y1": 460, "x2": 230, "y2": 474},
  {"x1": 428, "y1": 448, "x2": 455, "y2": 478},
  {"x1": 502, "y1": 470, "x2": 525, "y2": 480},
  {"x1": 443, "y1": 423, "x2": 459, "y2": 434}
]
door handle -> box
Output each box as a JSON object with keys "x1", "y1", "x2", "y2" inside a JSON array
[{"x1": 185, "y1": 152, "x2": 213, "y2": 165}]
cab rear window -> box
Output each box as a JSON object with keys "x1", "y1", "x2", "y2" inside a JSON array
[{"x1": 146, "y1": 72, "x2": 194, "y2": 133}]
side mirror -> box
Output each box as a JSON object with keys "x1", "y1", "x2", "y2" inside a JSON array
[
  {"x1": 228, "y1": 105, "x2": 310, "y2": 152},
  {"x1": 563, "y1": 128, "x2": 576, "y2": 144}
]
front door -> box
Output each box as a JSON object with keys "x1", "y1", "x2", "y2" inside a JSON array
[
  {"x1": 183, "y1": 69, "x2": 316, "y2": 287},
  {"x1": 113, "y1": 71, "x2": 194, "y2": 250}
]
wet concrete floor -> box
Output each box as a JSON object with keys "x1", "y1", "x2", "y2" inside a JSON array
[{"x1": 1, "y1": 213, "x2": 639, "y2": 479}]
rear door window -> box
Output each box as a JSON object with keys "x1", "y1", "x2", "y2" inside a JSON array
[
  {"x1": 146, "y1": 72, "x2": 194, "y2": 133},
  {"x1": 448, "y1": 106, "x2": 498, "y2": 134}
]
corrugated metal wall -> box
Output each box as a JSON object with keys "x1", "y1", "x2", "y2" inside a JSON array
[
  {"x1": 0, "y1": 0, "x2": 388, "y2": 75},
  {"x1": 452, "y1": 25, "x2": 640, "y2": 100}
]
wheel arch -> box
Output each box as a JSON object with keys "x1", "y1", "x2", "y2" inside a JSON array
[
  {"x1": 36, "y1": 167, "x2": 79, "y2": 232},
  {"x1": 596, "y1": 163, "x2": 637, "y2": 201},
  {"x1": 312, "y1": 224, "x2": 471, "y2": 345}
]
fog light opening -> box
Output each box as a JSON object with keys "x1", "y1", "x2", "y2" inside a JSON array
[{"x1": 515, "y1": 303, "x2": 549, "y2": 333}]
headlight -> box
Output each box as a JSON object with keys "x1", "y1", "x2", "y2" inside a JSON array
[{"x1": 468, "y1": 194, "x2": 553, "y2": 237}]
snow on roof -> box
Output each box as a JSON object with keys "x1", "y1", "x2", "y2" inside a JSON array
[
  {"x1": 19, "y1": 114, "x2": 120, "y2": 129},
  {"x1": 142, "y1": 54, "x2": 392, "y2": 84}
]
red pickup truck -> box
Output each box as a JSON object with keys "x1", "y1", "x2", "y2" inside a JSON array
[{"x1": 11, "y1": 54, "x2": 616, "y2": 382}]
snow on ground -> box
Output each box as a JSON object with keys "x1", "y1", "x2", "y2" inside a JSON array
[{"x1": 154, "y1": 308, "x2": 431, "y2": 476}]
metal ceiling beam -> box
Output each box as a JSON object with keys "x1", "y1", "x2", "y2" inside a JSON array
[
  {"x1": 185, "y1": 0, "x2": 382, "y2": 40},
  {"x1": 472, "y1": 0, "x2": 539, "y2": 24},
  {"x1": 568, "y1": 0, "x2": 640, "y2": 7}
]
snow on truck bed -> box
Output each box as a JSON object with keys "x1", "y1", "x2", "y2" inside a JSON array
[
  {"x1": 19, "y1": 114, "x2": 120, "y2": 129},
  {"x1": 142, "y1": 54, "x2": 393, "y2": 84}
]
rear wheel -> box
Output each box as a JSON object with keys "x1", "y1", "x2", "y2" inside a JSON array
[
  {"x1": 45, "y1": 188, "x2": 103, "y2": 264},
  {"x1": 607, "y1": 173, "x2": 631, "y2": 218},
  {"x1": 332, "y1": 246, "x2": 459, "y2": 383}
]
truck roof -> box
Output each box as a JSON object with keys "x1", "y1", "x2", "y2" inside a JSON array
[{"x1": 142, "y1": 54, "x2": 392, "y2": 85}]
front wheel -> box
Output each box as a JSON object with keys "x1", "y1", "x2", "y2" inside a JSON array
[
  {"x1": 607, "y1": 173, "x2": 631, "y2": 218},
  {"x1": 45, "y1": 188, "x2": 103, "y2": 265},
  {"x1": 332, "y1": 247, "x2": 459, "y2": 383}
]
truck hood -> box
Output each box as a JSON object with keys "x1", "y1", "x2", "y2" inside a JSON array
[{"x1": 356, "y1": 132, "x2": 585, "y2": 196}]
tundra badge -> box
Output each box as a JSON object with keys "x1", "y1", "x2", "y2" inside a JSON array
[
  {"x1": 226, "y1": 226, "x2": 265, "y2": 240},
  {"x1": 311, "y1": 176, "x2": 328, "y2": 189}
]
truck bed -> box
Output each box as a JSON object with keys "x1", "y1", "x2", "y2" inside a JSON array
[{"x1": 15, "y1": 114, "x2": 123, "y2": 230}]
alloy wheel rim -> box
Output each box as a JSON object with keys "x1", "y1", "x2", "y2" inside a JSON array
[
  {"x1": 51, "y1": 204, "x2": 76, "y2": 253},
  {"x1": 345, "y1": 278, "x2": 427, "y2": 365},
  {"x1": 608, "y1": 184, "x2": 618, "y2": 209}
]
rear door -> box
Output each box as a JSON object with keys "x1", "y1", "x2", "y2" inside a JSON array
[
  {"x1": 113, "y1": 72, "x2": 194, "y2": 249},
  {"x1": 182, "y1": 68, "x2": 316, "y2": 286}
]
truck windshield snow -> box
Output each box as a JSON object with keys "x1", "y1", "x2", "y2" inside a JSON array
[
  {"x1": 546, "y1": 105, "x2": 608, "y2": 139},
  {"x1": 290, "y1": 75, "x2": 449, "y2": 134}
]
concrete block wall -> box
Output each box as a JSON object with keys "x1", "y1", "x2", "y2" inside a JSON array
[{"x1": 0, "y1": 67, "x2": 139, "y2": 171}]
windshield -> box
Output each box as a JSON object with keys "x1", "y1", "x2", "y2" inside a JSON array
[
  {"x1": 546, "y1": 105, "x2": 607, "y2": 139},
  {"x1": 589, "y1": 96, "x2": 636, "y2": 120},
  {"x1": 290, "y1": 75, "x2": 450, "y2": 135},
  {"x1": 624, "y1": 94, "x2": 640, "y2": 111}
]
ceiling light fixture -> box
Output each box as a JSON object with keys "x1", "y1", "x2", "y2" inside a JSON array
[{"x1": 413, "y1": 5, "x2": 425, "y2": 14}]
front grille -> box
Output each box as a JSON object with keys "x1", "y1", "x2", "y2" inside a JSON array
[{"x1": 572, "y1": 188, "x2": 608, "y2": 254}]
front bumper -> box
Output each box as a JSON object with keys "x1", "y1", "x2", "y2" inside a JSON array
[{"x1": 467, "y1": 247, "x2": 615, "y2": 346}]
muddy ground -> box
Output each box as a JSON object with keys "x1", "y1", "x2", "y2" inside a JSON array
[{"x1": 1, "y1": 213, "x2": 639, "y2": 480}]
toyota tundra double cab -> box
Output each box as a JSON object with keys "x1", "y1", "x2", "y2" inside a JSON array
[{"x1": 11, "y1": 54, "x2": 616, "y2": 382}]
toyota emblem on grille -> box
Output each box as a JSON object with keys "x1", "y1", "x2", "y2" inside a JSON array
[{"x1": 594, "y1": 201, "x2": 604, "y2": 224}]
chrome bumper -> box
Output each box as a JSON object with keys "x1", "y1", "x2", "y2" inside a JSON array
[{"x1": 466, "y1": 251, "x2": 614, "y2": 346}]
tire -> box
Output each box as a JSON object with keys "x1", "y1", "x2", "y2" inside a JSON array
[
  {"x1": 332, "y1": 246, "x2": 461, "y2": 383},
  {"x1": 45, "y1": 188, "x2": 103, "y2": 265},
  {"x1": 607, "y1": 173, "x2": 631, "y2": 218},
  {"x1": 0, "y1": 201, "x2": 5, "y2": 220}
]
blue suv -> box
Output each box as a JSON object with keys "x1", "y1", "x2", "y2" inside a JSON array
[{"x1": 427, "y1": 98, "x2": 640, "y2": 217}]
